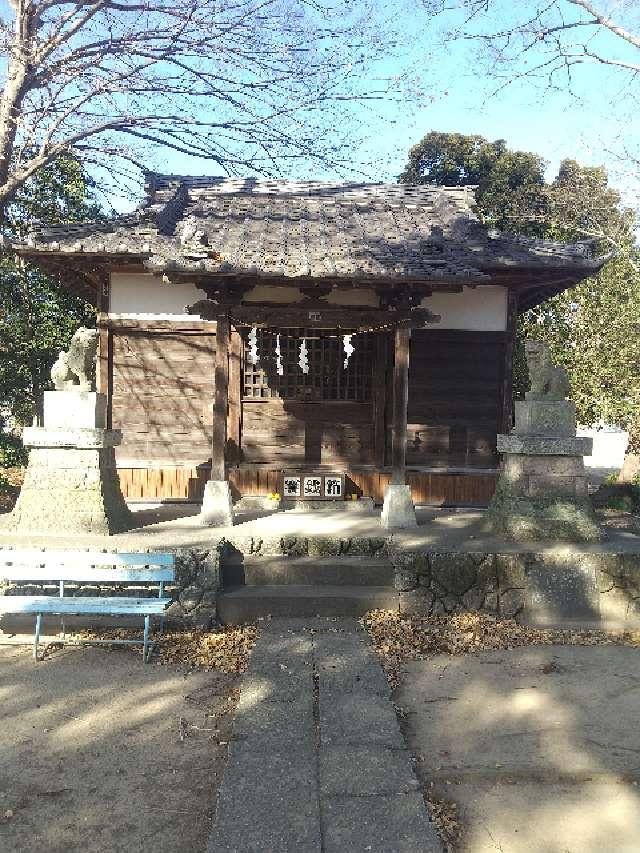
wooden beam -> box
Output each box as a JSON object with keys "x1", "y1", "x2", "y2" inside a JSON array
[
  {"x1": 227, "y1": 327, "x2": 242, "y2": 464},
  {"x1": 372, "y1": 332, "x2": 388, "y2": 467},
  {"x1": 188, "y1": 299, "x2": 438, "y2": 331},
  {"x1": 500, "y1": 290, "x2": 518, "y2": 434},
  {"x1": 391, "y1": 325, "x2": 411, "y2": 486},
  {"x1": 211, "y1": 314, "x2": 230, "y2": 481}
]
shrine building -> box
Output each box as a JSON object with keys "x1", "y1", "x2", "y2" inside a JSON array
[{"x1": 16, "y1": 175, "x2": 607, "y2": 509}]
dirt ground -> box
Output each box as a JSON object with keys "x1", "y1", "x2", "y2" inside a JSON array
[
  {"x1": 396, "y1": 645, "x2": 640, "y2": 853},
  {"x1": 0, "y1": 643, "x2": 239, "y2": 853}
]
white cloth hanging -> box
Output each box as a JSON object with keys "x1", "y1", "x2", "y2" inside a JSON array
[
  {"x1": 248, "y1": 326, "x2": 259, "y2": 365},
  {"x1": 299, "y1": 338, "x2": 309, "y2": 374},
  {"x1": 343, "y1": 334, "x2": 354, "y2": 369}
]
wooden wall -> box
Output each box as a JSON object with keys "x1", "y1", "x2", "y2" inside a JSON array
[
  {"x1": 117, "y1": 466, "x2": 498, "y2": 506},
  {"x1": 405, "y1": 329, "x2": 505, "y2": 468},
  {"x1": 241, "y1": 400, "x2": 375, "y2": 467},
  {"x1": 108, "y1": 321, "x2": 504, "y2": 507},
  {"x1": 110, "y1": 323, "x2": 216, "y2": 465}
]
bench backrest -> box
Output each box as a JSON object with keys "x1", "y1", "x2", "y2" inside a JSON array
[{"x1": 0, "y1": 549, "x2": 175, "y2": 584}]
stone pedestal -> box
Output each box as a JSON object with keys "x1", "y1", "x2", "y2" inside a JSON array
[
  {"x1": 7, "y1": 426, "x2": 132, "y2": 535},
  {"x1": 487, "y1": 400, "x2": 600, "y2": 542},
  {"x1": 381, "y1": 485, "x2": 417, "y2": 530},
  {"x1": 43, "y1": 390, "x2": 106, "y2": 429},
  {"x1": 514, "y1": 399, "x2": 576, "y2": 436},
  {"x1": 200, "y1": 480, "x2": 234, "y2": 527}
]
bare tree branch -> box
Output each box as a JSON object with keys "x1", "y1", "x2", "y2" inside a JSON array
[{"x1": 0, "y1": 0, "x2": 412, "y2": 207}]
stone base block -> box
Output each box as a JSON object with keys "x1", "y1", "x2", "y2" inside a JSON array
[
  {"x1": 514, "y1": 399, "x2": 576, "y2": 436},
  {"x1": 502, "y1": 454, "x2": 589, "y2": 500},
  {"x1": 234, "y1": 496, "x2": 281, "y2": 512},
  {"x1": 7, "y1": 444, "x2": 132, "y2": 535},
  {"x1": 282, "y1": 498, "x2": 376, "y2": 513},
  {"x1": 487, "y1": 475, "x2": 601, "y2": 543},
  {"x1": 22, "y1": 426, "x2": 121, "y2": 449},
  {"x1": 498, "y1": 434, "x2": 593, "y2": 456},
  {"x1": 43, "y1": 390, "x2": 106, "y2": 429},
  {"x1": 381, "y1": 485, "x2": 417, "y2": 530},
  {"x1": 201, "y1": 480, "x2": 234, "y2": 527}
]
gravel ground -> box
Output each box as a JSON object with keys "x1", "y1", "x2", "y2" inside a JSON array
[{"x1": 0, "y1": 643, "x2": 241, "y2": 853}]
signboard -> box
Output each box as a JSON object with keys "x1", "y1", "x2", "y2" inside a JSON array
[{"x1": 281, "y1": 473, "x2": 345, "y2": 501}]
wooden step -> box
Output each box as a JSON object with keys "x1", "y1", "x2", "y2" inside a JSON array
[
  {"x1": 222, "y1": 556, "x2": 394, "y2": 587},
  {"x1": 217, "y1": 585, "x2": 399, "y2": 625}
]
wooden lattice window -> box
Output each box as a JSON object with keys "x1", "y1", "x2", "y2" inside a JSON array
[{"x1": 241, "y1": 328, "x2": 373, "y2": 402}]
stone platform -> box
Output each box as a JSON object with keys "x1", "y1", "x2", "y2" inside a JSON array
[{"x1": 1, "y1": 505, "x2": 639, "y2": 630}]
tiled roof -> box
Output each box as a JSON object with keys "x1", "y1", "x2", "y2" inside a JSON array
[{"x1": 11, "y1": 174, "x2": 609, "y2": 283}]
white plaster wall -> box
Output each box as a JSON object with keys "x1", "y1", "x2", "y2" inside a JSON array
[
  {"x1": 244, "y1": 284, "x2": 379, "y2": 306},
  {"x1": 109, "y1": 272, "x2": 203, "y2": 315},
  {"x1": 421, "y1": 286, "x2": 507, "y2": 331},
  {"x1": 244, "y1": 284, "x2": 302, "y2": 303},
  {"x1": 327, "y1": 287, "x2": 378, "y2": 307}
]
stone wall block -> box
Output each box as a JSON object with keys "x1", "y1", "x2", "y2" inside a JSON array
[
  {"x1": 280, "y1": 535, "x2": 309, "y2": 557},
  {"x1": 307, "y1": 537, "x2": 343, "y2": 557},
  {"x1": 495, "y1": 554, "x2": 527, "y2": 588},
  {"x1": 514, "y1": 399, "x2": 576, "y2": 436},
  {"x1": 431, "y1": 553, "x2": 477, "y2": 596},
  {"x1": 526, "y1": 475, "x2": 581, "y2": 498},
  {"x1": 399, "y1": 589, "x2": 434, "y2": 616},
  {"x1": 462, "y1": 587, "x2": 486, "y2": 611},
  {"x1": 394, "y1": 570, "x2": 418, "y2": 591},
  {"x1": 597, "y1": 587, "x2": 640, "y2": 630},
  {"x1": 504, "y1": 455, "x2": 584, "y2": 478},
  {"x1": 344, "y1": 537, "x2": 387, "y2": 557},
  {"x1": 498, "y1": 588, "x2": 526, "y2": 618}
]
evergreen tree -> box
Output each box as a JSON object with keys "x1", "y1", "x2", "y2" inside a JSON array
[
  {"x1": 401, "y1": 131, "x2": 640, "y2": 449},
  {"x1": 0, "y1": 158, "x2": 99, "y2": 464}
]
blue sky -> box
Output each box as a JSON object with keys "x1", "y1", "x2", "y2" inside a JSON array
[
  {"x1": 145, "y1": 4, "x2": 636, "y2": 199},
  {"x1": 78, "y1": 0, "x2": 636, "y2": 212}
]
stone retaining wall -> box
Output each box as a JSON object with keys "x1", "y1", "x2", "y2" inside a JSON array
[{"x1": 389, "y1": 547, "x2": 640, "y2": 628}]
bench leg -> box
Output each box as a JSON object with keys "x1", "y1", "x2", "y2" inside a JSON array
[
  {"x1": 142, "y1": 615, "x2": 150, "y2": 663},
  {"x1": 33, "y1": 613, "x2": 42, "y2": 661}
]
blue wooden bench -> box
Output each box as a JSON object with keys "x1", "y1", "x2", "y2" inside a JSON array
[{"x1": 0, "y1": 549, "x2": 175, "y2": 662}]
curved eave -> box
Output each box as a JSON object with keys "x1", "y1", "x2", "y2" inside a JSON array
[{"x1": 8, "y1": 243, "x2": 615, "y2": 309}]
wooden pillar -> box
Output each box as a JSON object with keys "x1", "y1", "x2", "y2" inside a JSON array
[
  {"x1": 500, "y1": 290, "x2": 518, "y2": 434},
  {"x1": 96, "y1": 318, "x2": 111, "y2": 428},
  {"x1": 372, "y1": 332, "x2": 388, "y2": 467},
  {"x1": 227, "y1": 327, "x2": 242, "y2": 464},
  {"x1": 211, "y1": 314, "x2": 230, "y2": 481},
  {"x1": 391, "y1": 324, "x2": 411, "y2": 486}
]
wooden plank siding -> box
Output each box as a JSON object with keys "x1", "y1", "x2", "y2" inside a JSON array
[
  {"x1": 111, "y1": 327, "x2": 216, "y2": 465},
  {"x1": 109, "y1": 323, "x2": 502, "y2": 506},
  {"x1": 117, "y1": 466, "x2": 497, "y2": 506},
  {"x1": 240, "y1": 400, "x2": 375, "y2": 467},
  {"x1": 404, "y1": 329, "x2": 505, "y2": 469}
]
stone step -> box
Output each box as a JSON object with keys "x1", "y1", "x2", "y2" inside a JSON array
[
  {"x1": 217, "y1": 585, "x2": 399, "y2": 625},
  {"x1": 222, "y1": 556, "x2": 394, "y2": 587}
]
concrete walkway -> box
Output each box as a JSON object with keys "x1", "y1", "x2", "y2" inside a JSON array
[{"x1": 208, "y1": 618, "x2": 442, "y2": 853}]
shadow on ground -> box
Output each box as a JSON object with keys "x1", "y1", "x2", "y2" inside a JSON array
[
  {"x1": 0, "y1": 645, "x2": 238, "y2": 853},
  {"x1": 396, "y1": 644, "x2": 640, "y2": 852}
]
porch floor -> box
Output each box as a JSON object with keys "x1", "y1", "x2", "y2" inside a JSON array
[{"x1": 0, "y1": 505, "x2": 638, "y2": 555}]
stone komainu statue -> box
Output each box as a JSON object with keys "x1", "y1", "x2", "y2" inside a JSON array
[
  {"x1": 50, "y1": 327, "x2": 99, "y2": 392},
  {"x1": 524, "y1": 339, "x2": 571, "y2": 401}
]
